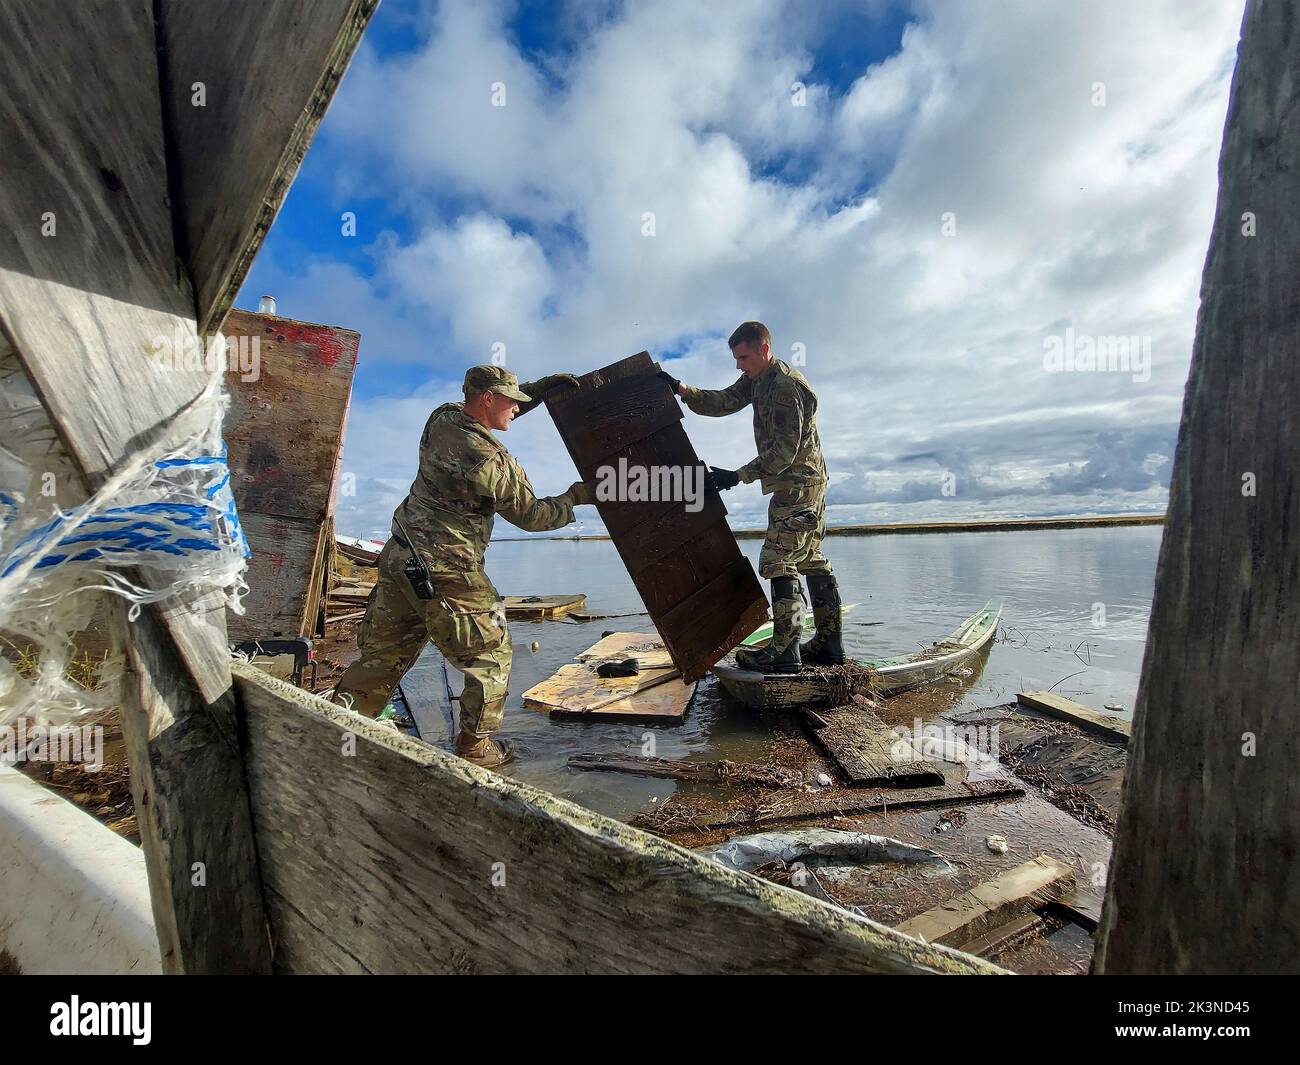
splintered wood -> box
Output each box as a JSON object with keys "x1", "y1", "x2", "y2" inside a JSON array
[
  {"x1": 545, "y1": 353, "x2": 770, "y2": 681},
  {"x1": 522, "y1": 632, "x2": 695, "y2": 722}
]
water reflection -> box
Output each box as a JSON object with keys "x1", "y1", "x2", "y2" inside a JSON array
[{"x1": 420, "y1": 525, "x2": 1163, "y2": 819}]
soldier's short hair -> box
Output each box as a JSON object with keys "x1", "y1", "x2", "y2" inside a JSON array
[{"x1": 728, "y1": 321, "x2": 771, "y2": 350}]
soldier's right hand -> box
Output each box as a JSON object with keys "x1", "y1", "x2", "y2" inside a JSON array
[{"x1": 567, "y1": 480, "x2": 597, "y2": 506}]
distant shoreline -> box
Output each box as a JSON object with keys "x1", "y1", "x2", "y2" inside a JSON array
[{"x1": 491, "y1": 512, "x2": 1166, "y2": 542}]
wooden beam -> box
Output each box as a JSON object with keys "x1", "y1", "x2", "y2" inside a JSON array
[
  {"x1": 1016, "y1": 691, "x2": 1130, "y2": 745},
  {"x1": 115, "y1": 605, "x2": 273, "y2": 972},
  {"x1": 0, "y1": 0, "x2": 272, "y2": 973},
  {"x1": 233, "y1": 662, "x2": 1002, "y2": 974},
  {"x1": 156, "y1": 0, "x2": 379, "y2": 333},
  {"x1": 1096, "y1": 1, "x2": 1300, "y2": 974},
  {"x1": 896, "y1": 855, "x2": 1074, "y2": 947}
]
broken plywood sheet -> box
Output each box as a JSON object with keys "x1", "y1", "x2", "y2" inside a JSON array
[
  {"x1": 223, "y1": 308, "x2": 359, "y2": 639},
  {"x1": 503, "y1": 594, "x2": 586, "y2": 619},
  {"x1": 545, "y1": 353, "x2": 770, "y2": 682},
  {"x1": 806, "y1": 703, "x2": 944, "y2": 788},
  {"x1": 523, "y1": 631, "x2": 694, "y2": 722}
]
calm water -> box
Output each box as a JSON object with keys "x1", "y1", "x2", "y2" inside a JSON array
[{"x1": 419, "y1": 526, "x2": 1161, "y2": 820}]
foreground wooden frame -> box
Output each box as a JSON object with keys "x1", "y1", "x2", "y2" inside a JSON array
[{"x1": 234, "y1": 664, "x2": 999, "y2": 973}]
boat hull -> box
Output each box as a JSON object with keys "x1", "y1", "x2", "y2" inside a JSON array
[{"x1": 712, "y1": 599, "x2": 1002, "y2": 710}]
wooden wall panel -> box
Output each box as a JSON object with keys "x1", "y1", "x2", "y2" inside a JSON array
[
  {"x1": 0, "y1": 0, "x2": 272, "y2": 971},
  {"x1": 156, "y1": 0, "x2": 379, "y2": 333},
  {"x1": 1095, "y1": 1, "x2": 1300, "y2": 974},
  {"x1": 222, "y1": 309, "x2": 359, "y2": 639},
  {"x1": 235, "y1": 663, "x2": 1000, "y2": 974},
  {"x1": 546, "y1": 353, "x2": 769, "y2": 681}
]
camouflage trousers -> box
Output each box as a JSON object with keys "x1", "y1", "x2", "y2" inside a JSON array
[
  {"x1": 332, "y1": 538, "x2": 512, "y2": 736},
  {"x1": 758, "y1": 482, "x2": 833, "y2": 580}
]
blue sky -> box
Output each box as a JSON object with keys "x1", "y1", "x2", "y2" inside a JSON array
[{"x1": 235, "y1": 0, "x2": 1242, "y2": 539}]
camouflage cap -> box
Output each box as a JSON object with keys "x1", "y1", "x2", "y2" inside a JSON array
[{"x1": 463, "y1": 364, "x2": 531, "y2": 402}]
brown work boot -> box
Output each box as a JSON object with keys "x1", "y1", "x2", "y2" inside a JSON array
[{"x1": 455, "y1": 732, "x2": 515, "y2": 768}]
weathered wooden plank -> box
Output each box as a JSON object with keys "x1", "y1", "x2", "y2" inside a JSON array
[
  {"x1": 0, "y1": 0, "x2": 231, "y2": 704},
  {"x1": 611, "y1": 491, "x2": 729, "y2": 571},
  {"x1": 551, "y1": 370, "x2": 684, "y2": 461},
  {"x1": 1016, "y1": 691, "x2": 1130, "y2": 744},
  {"x1": 658, "y1": 558, "x2": 773, "y2": 681},
  {"x1": 618, "y1": 525, "x2": 743, "y2": 616},
  {"x1": 232, "y1": 515, "x2": 324, "y2": 637},
  {"x1": 958, "y1": 913, "x2": 1046, "y2": 959},
  {"x1": 586, "y1": 424, "x2": 709, "y2": 538},
  {"x1": 114, "y1": 604, "x2": 272, "y2": 972},
  {"x1": 807, "y1": 704, "x2": 945, "y2": 787},
  {"x1": 569, "y1": 753, "x2": 804, "y2": 789},
  {"x1": 0, "y1": 0, "x2": 272, "y2": 973},
  {"x1": 896, "y1": 855, "x2": 1075, "y2": 947},
  {"x1": 576, "y1": 632, "x2": 675, "y2": 667},
  {"x1": 222, "y1": 309, "x2": 358, "y2": 640},
  {"x1": 546, "y1": 353, "x2": 769, "y2": 683},
  {"x1": 157, "y1": 0, "x2": 379, "y2": 333},
  {"x1": 1096, "y1": 1, "x2": 1300, "y2": 975},
  {"x1": 633, "y1": 778, "x2": 1026, "y2": 835},
  {"x1": 233, "y1": 662, "x2": 1000, "y2": 973}
]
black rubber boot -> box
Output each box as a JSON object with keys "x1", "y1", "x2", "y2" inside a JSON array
[
  {"x1": 735, "y1": 577, "x2": 803, "y2": 674},
  {"x1": 801, "y1": 573, "x2": 845, "y2": 665}
]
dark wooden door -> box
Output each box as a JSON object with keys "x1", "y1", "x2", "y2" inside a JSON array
[{"x1": 546, "y1": 352, "x2": 770, "y2": 682}]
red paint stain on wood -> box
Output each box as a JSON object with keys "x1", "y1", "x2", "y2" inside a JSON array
[{"x1": 279, "y1": 323, "x2": 347, "y2": 367}]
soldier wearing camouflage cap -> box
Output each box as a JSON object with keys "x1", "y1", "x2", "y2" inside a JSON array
[
  {"x1": 659, "y1": 321, "x2": 841, "y2": 675},
  {"x1": 331, "y1": 365, "x2": 594, "y2": 767}
]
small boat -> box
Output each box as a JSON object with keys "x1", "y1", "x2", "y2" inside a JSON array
[
  {"x1": 712, "y1": 599, "x2": 1003, "y2": 710},
  {"x1": 335, "y1": 533, "x2": 386, "y2": 564}
]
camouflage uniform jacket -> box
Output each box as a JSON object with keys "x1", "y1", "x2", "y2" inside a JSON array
[
  {"x1": 679, "y1": 358, "x2": 828, "y2": 493},
  {"x1": 392, "y1": 402, "x2": 577, "y2": 579}
]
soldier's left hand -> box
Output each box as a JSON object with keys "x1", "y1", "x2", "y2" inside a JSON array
[
  {"x1": 704, "y1": 466, "x2": 740, "y2": 492},
  {"x1": 521, "y1": 373, "x2": 579, "y2": 398}
]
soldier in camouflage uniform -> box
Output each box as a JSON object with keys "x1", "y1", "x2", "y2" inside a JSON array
[
  {"x1": 331, "y1": 365, "x2": 593, "y2": 767},
  {"x1": 661, "y1": 321, "x2": 843, "y2": 674}
]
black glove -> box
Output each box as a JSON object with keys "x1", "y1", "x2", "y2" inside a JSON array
[
  {"x1": 520, "y1": 373, "x2": 579, "y2": 398},
  {"x1": 704, "y1": 466, "x2": 740, "y2": 492},
  {"x1": 656, "y1": 369, "x2": 682, "y2": 396}
]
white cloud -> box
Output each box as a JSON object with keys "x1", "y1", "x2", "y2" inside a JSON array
[{"x1": 302, "y1": 0, "x2": 1242, "y2": 537}]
